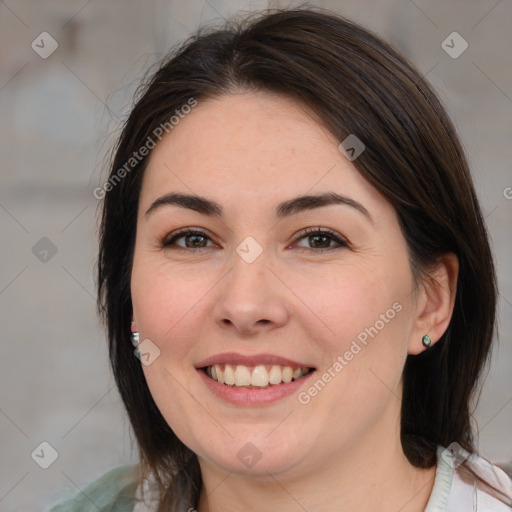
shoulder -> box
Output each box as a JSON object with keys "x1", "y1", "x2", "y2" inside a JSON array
[
  {"x1": 426, "y1": 445, "x2": 512, "y2": 511},
  {"x1": 47, "y1": 464, "x2": 140, "y2": 512}
]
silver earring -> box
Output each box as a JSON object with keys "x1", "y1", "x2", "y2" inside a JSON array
[
  {"x1": 422, "y1": 334, "x2": 432, "y2": 348},
  {"x1": 131, "y1": 325, "x2": 140, "y2": 347}
]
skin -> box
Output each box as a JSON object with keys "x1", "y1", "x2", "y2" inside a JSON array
[{"x1": 130, "y1": 91, "x2": 459, "y2": 512}]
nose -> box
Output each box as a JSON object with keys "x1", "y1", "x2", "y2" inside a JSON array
[{"x1": 212, "y1": 252, "x2": 290, "y2": 336}]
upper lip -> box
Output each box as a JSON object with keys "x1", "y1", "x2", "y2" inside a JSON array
[{"x1": 195, "y1": 352, "x2": 315, "y2": 369}]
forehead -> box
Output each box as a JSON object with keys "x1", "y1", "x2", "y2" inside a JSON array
[{"x1": 140, "y1": 91, "x2": 385, "y2": 215}]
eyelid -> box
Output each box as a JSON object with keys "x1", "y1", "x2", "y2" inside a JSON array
[
  {"x1": 290, "y1": 226, "x2": 349, "y2": 251},
  {"x1": 160, "y1": 226, "x2": 349, "y2": 251},
  {"x1": 161, "y1": 227, "x2": 218, "y2": 248}
]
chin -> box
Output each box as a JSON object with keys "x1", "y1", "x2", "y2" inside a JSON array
[{"x1": 194, "y1": 429, "x2": 309, "y2": 477}]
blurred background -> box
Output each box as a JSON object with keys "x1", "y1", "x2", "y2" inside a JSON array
[{"x1": 0, "y1": 0, "x2": 511, "y2": 510}]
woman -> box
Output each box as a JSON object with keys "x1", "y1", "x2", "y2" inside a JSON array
[{"x1": 49, "y1": 7, "x2": 512, "y2": 512}]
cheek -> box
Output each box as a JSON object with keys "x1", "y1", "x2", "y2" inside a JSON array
[
  {"x1": 131, "y1": 261, "x2": 215, "y2": 446},
  {"x1": 131, "y1": 257, "x2": 213, "y2": 355},
  {"x1": 289, "y1": 261, "x2": 406, "y2": 352},
  {"x1": 293, "y1": 273, "x2": 410, "y2": 446},
  {"x1": 292, "y1": 260, "x2": 413, "y2": 410}
]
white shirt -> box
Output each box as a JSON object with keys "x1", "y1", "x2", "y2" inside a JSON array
[{"x1": 425, "y1": 445, "x2": 512, "y2": 511}]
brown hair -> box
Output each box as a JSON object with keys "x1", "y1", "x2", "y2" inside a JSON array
[{"x1": 97, "y1": 7, "x2": 497, "y2": 509}]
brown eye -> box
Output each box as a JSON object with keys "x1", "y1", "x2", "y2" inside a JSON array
[
  {"x1": 293, "y1": 228, "x2": 348, "y2": 252},
  {"x1": 162, "y1": 229, "x2": 216, "y2": 249},
  {"x1": 160, "y1": 227, "x2": 347, "y2": 252}
]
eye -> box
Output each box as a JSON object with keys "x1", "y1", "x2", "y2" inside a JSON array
[
  {"x1": 292, "y1": 227, "x2": 348, "y2": 252},
  {"x1": 161, "y1": 228, "x2": 217, "y2": 250},
  {"x1": 160, "y1": 227, "x2": 348, "y2": 252}
]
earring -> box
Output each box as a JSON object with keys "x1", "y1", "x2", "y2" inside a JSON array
[
  {"x1": 131, "y1": 322, "x2": 140, "y2": 347},
  {"x1": 422, "y1": 334, "x2": 432, "y2": 348}
]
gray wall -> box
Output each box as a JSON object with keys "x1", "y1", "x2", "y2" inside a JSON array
[{"x1": 1, "y1": 1, "x2": 511, "y2": 510}]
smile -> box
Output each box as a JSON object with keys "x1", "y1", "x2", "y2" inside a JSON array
[
  {"x1": 205, "y1": 364, "x2": 313, "y2": 388},
  {"x1": 196, "y1": 352, "x2": 316, "y2": 405}
]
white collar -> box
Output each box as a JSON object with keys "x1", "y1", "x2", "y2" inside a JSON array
[{"x1": 425, "y1": 445, "x2": 512, "y2": 511}]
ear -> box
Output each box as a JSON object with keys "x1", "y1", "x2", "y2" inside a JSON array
[{"x1": 408, "y1": 252, "x2": 459, "y2": 355}]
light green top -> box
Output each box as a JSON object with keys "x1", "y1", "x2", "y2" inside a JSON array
[{"x1": 47, "y1": 464, "x2": 141, "y2": 512}]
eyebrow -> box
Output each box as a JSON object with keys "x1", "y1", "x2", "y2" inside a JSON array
[{"x1": 145, "y1": 191, "x2": 372, "y2": 221}]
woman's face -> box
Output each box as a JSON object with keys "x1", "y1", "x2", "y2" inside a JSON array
[{"x1": 131, "y1": 91, "x2": 421, "y2": 478}]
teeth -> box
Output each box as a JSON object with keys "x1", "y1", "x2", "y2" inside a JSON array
[
  {"x1": 224, "y1": 364, "x2": 235, "y2": 385},
  {"x1": 234, "y1": 365, "x2": 251, "y2": 386},
  {"x1": 206, "y1": 364, "x2": 310, "y2": 388},
  {"x1": 268, "y1": 365, "x2": 282, "y2": 385},
  {"x1": 282, "y1": 366, "x2": 293, "y2": 383},
  {"x1": 216, "y1": 364, "x2": 224, "y2": 384},
  {"x1": 251, "y1": 365, "x2": 268, "y2": 387}
]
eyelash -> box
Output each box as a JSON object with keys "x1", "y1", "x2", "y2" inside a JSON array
[{"x1": 161, "y1": 227, "x2": 348, "y2": 253}]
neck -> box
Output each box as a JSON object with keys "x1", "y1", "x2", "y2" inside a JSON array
[{"x1": 196, "y1": 415, "x2": 436, "y2": 512}]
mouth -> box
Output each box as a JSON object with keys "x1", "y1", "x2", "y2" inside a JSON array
[
  {"x1": 195, "y1": 353, "x2": 317, "y2": 405},
  {"x1": 202, "y1": 364, "x2": 315, "y2": 389}
]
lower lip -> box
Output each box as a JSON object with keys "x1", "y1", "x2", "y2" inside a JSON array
[{"x1": 198, "y1": 369, "x2": 316, "y2": 406}]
